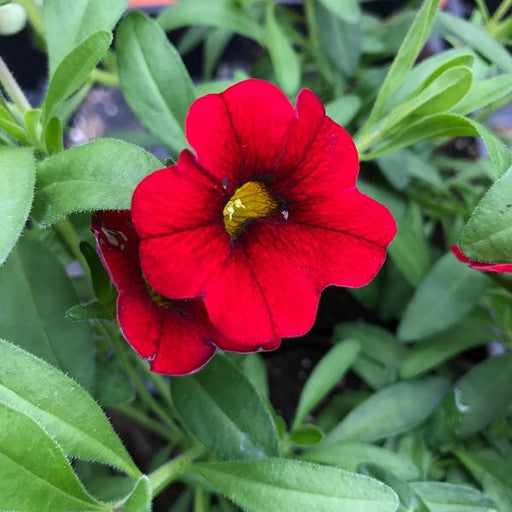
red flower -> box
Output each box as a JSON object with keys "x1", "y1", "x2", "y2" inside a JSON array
[
  {"x1": 92, "y1": 210, "x2": 279, "y2": 376},
  {"x1": 451, "y1": 245, "x2": 512, "y2": 273},
  {"x1": 132, "y1": 79, "x2": 396, "y2": 347}
]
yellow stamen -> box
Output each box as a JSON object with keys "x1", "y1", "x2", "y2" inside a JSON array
[{"x1": 223, "y1": 181, "x2": 278, "y2": 237}]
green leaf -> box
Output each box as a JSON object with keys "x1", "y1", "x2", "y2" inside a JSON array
[
  {"x1": 398, "y1": 252, "x2": 489, "y2": 341},
  {"x1": 264, "y1": 4, "x2": 300, "y2": 96},
  {"x1": 315, "y1": 1, "x2": 361, "y2": 78},
  {"x1": 452, "y1": 353, "x2": 512, "y2": 437},
  {"x1": 379, "y1": 66, "x2": 473, "y2": 137},
  {"x1": 438, "y1": 12, "x2": 512, "y2": 73},
  {"x1": 80, "y1": 241, "x2": 116, "y2": 309},
  {"x1": 303, "y1": 442, "x2": 420, "y2": 481},
  {"x1": 124, "y1": 476, "x2": 151, "y2": 512},
  {"x1": 378, "y1": 148, "x2": 446, "y2": 192},
  {"x1": 417, "y1": 54, "x2": 475, "y2": 92},
  {"x1": 24, "y1": 108, "x2": 42, "y2": 143},
  {"x1": 44, "y1": 116, "x2": 64, "y2": 154},
  {"x1": 363, "y1": 465, "x2": 429, "y2": 512},
  {"x1": 400, "y1": 310, "x2": 493, "y2": 378},
  {"x1": 389, "y1": 214, "x2": 430, "y2": 286},
  {"x1": 0, "y1": 338, "x2": 140, "y2": 478},
  {"x1": 33, "y1": 138, "x2": 161, "y2": 226},
  {"x1": 0, "y1": 402, "x2": 109, "y2": 512},
  {"x1": 318, "y1": 0, "x2": 361, "y2": 24},
  {"x1": 43, "y1": 31, "x2": 113, "y2": 120},
  {"x1": 459, "y1": 166, "x2": 512, "y2": 263},
  {"x1": 44, "y1": 0, "x2": 128, "y2": 75},
  {"x1": 189, "y1": 459, "x2": 399, "y2": 512},
  {"x1": 455, "y1": 448, "x2": 512, "y2": 489},
  {"x1": 117, "y1": 11, "x2": 195, "y2": 154},
  {"x1": 361, "y1": 0, "x2": 440, "y2": 134},
  {"x1": 0, "y1": 105, "x2": 28, "y2": 142},
  {"x1": 363, "y1": 114, "x2": 512, "y2": 178},
  {"x1": 240, "y1": 353, "x2": 269, "y2": 399},
  {"x1": 0, "y1": 235, "x2": 96, "y2": 389},
  {"x1": 171, "y1": 354, "x2": 279, "y2": 460},
  {"x1": 158, "y1": 0, "x2": 263, "y2": 43},
  {"x1": 384, "y1": 49, "x2": 475, "y2": 113},
  {"x1": 95, "y1": 356, "x2": 135, "y2": 408},
  {"x1": 0, "y1": 147, "x2": 35, "y2": 265},
  {"x1": 204, "y1": 28, "x2": 232, "y2": 80},
  {"x1": 289, "y1": 425, "x2": 325, "y2": 447},
  {"x1": 481, "y1": 473, "x2": 512, "y2": 512},
  {"x1": 323, "y1": 378, "x2": 449, "y2": 445},
  {"x1": 325, "y1": 95, "x2": 362, "y2": 126},
  {"x1": 455, "y1": 73, "x2": 512, "y2": 115},
  {"x1": 67, "y1": 300, "x2": 112, "y2": 321},
  {"x1": 292, "y1": 339, "x2": 360, "y2": 429},
  {"x1": 333, "y1": 322, "x2": 405, "y2": 389},
  {"x1": 412, "y1": 481, "x2": 498, "y2": 512}
]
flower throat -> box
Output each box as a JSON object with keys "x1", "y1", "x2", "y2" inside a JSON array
[{"x1": 223, "y1": 181, "x2": 278, "y2": 237}]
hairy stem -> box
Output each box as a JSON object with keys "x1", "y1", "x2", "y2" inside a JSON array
[
  {"x1": 89, "y1": 68, "x2": 120, "y2": 88},
  {"x1": 115, "y1": 404, "x2": 177, "y2": 443},
  {"x1": 0, "y1": 57, "x2": 31, "y2": 112},
  {"x1": 54, "y1": 218, "x2": 89, "y2": 273},
  {"x1": 149, "y1": 446, "x2": 204, "y2": 497},
  {"x1": 102, "y1": 321, "x2": 183, "y2": 440}
]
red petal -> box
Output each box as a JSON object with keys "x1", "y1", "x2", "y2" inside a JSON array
[
  {"x1": 139, "y1": 224, "x2": 229, "y2": 299},
  {"x1": 290, "y1": 189, "x2": 396, "y2": 288},
  {"x1": 132, "y1": 150, "x2": 230, "y2": 299},
  {"x1": 131, "y1": 151, "x2": 224, "y2": 239},
  {"x1": 93, "y1": 210, "x2": 218, "y2": 375},
  {"x1": 185, "y1": 79, "x2": 295, "y2": 186},
  {"x1": 117, "y1": 292, "x2": 160, "y2": 358},
  {"x1": 92, "y1": 210, "x2": 141, "y2": 291},
  {"x1": 451, "y1": 245, "x2": 512, "y2": 273},
  {"x1": 274, "y1": 88, "x2": 359, "y2": 199},
  {"x1": 204, "y1": 222, "x2": 320, "y2": 345}
]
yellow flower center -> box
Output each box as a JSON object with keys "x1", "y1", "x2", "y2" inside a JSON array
[{"x1": 223, "y1": 181, "x2": 278, "y2": 237}]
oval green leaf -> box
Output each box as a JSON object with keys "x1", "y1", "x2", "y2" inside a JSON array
[
  {"x1": 323, "y1": 378, "x2": 449, "y2": 445},
  {"x1": 171, "y1": 354, "x2": 279, "y2": 460},
  {"x1": 117, "y1": 11, "x2": 195, "y2": 153},
  {"x1": 189, "y1": 458, "x2": 398, "y2": 512},
  {"x1": 0, "y1": 235, "x2": 96, "y2": 389},
  {"x1": 43, "y1": 31, "x2": 113, "y2": 120},
  {"x1": 0, "y1": 147, "x2": 35, "y2": 265},
  {"x1": 0, "y1": 402, "x2": 109, "y2": 512},
  {"x1": 0, "y1": 338, "x2": 140, "y2": 478},
  {"x1": 33, "y1": 138, "x2": 161, "y2": 226},
  {"x1": 292, "y1": 339, "x2": 360, "y2": 429},
  {"x1": 398, "y1": 252, "x2": 489, "y2": 341}
]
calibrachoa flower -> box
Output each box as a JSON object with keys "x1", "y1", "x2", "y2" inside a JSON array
[
  {"x1": 92, "y1": 210, "x2": 279, "y2": 375},
  {"x1": 132, "y1": 79, "x2": 396, "y2": 348},
  {"x1": 451, "y1": 245, "x2": 512, "y2": 273}
]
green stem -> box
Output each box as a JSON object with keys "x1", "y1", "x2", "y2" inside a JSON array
[
  {"x1": 115, "y1": 404, "x2": 176, "y2": 443},
  {"x1": 102, "y1": 321, "x2": 183, "y2": 440},
  {"x1": 135, "y1": 358, "x2": 181, "y2": 422},
  {"x1": 194, "y1": 488, "x2": 208, "y2": 512},
  {"x1": 149, "y1": 446, "x2": 204, "y2": 497},
  {"x1": 0, "y1": 57, "x2": 31, "y2": 112},
  {"x1": 54, "y1": 218, "x2": 89, "y2": 273},
  {"x1": 490, "y1": 0, "x2": 512, "y2": 24},
  {"x1": 303, "y1": 0, "x2": 319, "y2": 48},
  {"x1": 89, "y1": 68, "x2": 120, "y2": 88},
  {"x1": 475, "y1": 0, "x2": 490, "y2": 21},
  {"x1": 14, "y1": 0, "x2": 45, "y2": 37}
]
